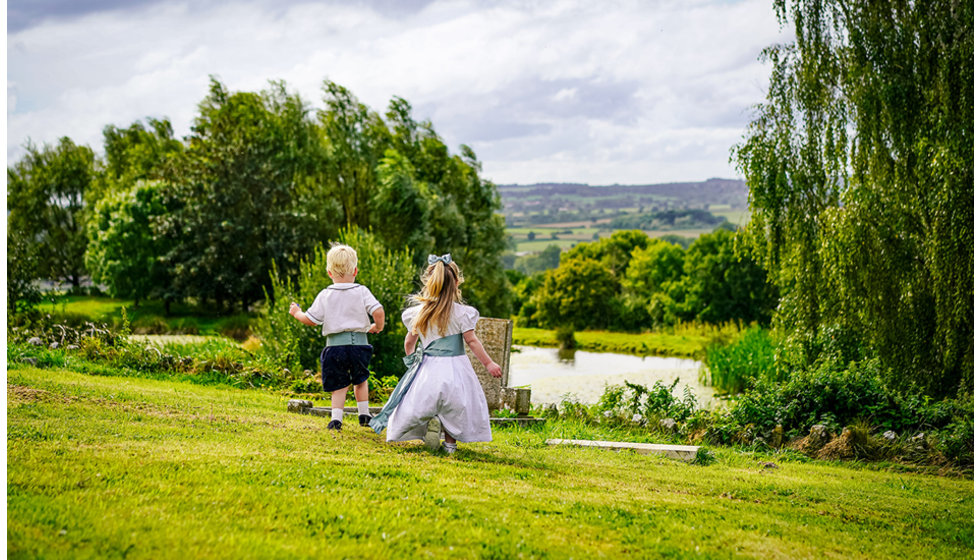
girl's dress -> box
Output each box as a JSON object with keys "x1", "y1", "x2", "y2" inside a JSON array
[{"x1": 382, "y1": 303, "x2": 493, "y2": 443}]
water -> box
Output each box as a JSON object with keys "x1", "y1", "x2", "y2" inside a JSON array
[{"x1": 507, "y1": 346, "x2": 717, "y2": 408}]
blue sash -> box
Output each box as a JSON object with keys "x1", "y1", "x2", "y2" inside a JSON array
[{"x1": 369, "y1": 334, "x2": 465, "y2": 434}]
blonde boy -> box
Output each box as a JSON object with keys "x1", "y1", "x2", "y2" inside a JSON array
[{"x1": 289, "y1": 244, "x2": 385, "y2": 430}]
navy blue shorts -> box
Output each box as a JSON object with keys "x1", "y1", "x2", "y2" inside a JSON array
[{"x1": 319, "y1": 345, "x2": 373, "y2": 392}]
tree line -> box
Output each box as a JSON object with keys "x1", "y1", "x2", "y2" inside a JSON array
[
  {"x1": 510, "y1": 229, "x2": 777, "y2": 332},
  {"x1": 7, "y1": 78, "x2": 511, "y2": 317}
]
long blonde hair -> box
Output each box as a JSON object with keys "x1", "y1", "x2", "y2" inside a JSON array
[{"x1": 409, "y1": 260, "x2": 464, "y2": 337}]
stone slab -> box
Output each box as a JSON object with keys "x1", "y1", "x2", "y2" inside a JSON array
[
  {"x1": 489, "y1": 417, "x2": 547, "y2": 427},
  {"x1": 466, "y1": 317, "x2": 513, "y2": 411},
  {"x1": 545, "y1": 439, "x2": 700, "y2": 461}
]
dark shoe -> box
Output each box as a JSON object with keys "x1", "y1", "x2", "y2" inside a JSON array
[
  {"x1": 359, "y1": 414, "x2": 372, "y2": 427},
  {"x1": 327, "y1": 420, "x2": 342, "y2": 430}
]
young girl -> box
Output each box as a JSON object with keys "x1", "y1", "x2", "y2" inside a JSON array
[{"x1": 369, "y1": 254, "x2": 502, "y2": 453}]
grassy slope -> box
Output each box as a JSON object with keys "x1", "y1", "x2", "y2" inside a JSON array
[
  {"x1": 37, "y1": 295, "x2": 255, "y2": 336},
  {"x1": 513, "y1": 327, "x2": 720, "y2": 359},
  {"x1": 8, "y1": 366, "x2": 973, "y2": 559}
]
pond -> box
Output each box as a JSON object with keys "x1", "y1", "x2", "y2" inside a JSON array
[{"x1": 507, "y1": 345, "x2": 717, "y2": 408}]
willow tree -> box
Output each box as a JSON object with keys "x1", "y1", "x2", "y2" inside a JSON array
[{"x1": 735, "y1": 1, "x2": 972, "y2": 396}]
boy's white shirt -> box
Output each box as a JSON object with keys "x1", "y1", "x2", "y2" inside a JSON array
[{"x1": 305, "y1": 283, "x2": 382, "y2": 336}]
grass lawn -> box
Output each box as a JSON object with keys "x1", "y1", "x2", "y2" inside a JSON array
[
  {"x1": 36, "y1": 295, "x2": 256, "y2": 338},
  {"x1": 513, "y1": 326, "x2": 728, "y2": 359},
  {"x1": 8, "y1": 365, "x2": 973, "y2": 559}
]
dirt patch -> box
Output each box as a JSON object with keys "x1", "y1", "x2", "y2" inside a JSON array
[
  {"x1": 8, "y1": 384, "x2": 78, "y2": 404},
  {"x1": 8, "y1": 383, "x2": 183, "y2": 418}
]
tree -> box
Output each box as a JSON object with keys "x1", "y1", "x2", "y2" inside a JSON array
[
  {"x1": 734, "y1": 0, "x2": 972, "y2": 396},
  {"x1": 100, "y1": 118, "x2": 184, "y2": 192},
  {"x1": 371, "y1": 149, "x2": 433, "y2": 256},
  {"x1": 7, "y1": 232, "x2": 42, "y2": 315},
  {"x1": 621, "y1": 239, "x2": 685, "y2": 326},
  {"x1": 677, "y1": 229, "x2": 776, "y2": 325},
  {"x1": 530, "y1": 259, "x2": 617, "y2": 330},
  {"x1": 160, "y1": 78, "x2": 327, "y2": 311},
  {"x1": 7, "y1": 138, "x2": 96, "y2": 289},
  {"x1": 85, "y1": 180, "x2": 173, "y2": 307}
]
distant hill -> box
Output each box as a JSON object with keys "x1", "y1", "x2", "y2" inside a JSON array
[{"x1": 497, "y1": 178, "x2": 748, "y2": 226}]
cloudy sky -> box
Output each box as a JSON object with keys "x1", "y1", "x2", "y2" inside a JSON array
[{"x1": 7, "y1": 0, "x2": 791, "y2": 185}]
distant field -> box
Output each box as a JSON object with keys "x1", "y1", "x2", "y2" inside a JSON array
[{"x1": 712, "y1": 209, "x2": 751, "y2": 225}]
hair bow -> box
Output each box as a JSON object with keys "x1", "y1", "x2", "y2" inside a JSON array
[{"x1": 427, "y1": 253, "x2": 452, "y2": 266}]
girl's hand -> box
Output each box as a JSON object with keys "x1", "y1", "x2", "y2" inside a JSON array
[
  {"x1": 367, "y1": 323, "x2": 381, "y2": 333},
  {"x1": 288, "y1": 302, "x2": 301, "y2": 316},
  {"x1": 486, "y1": 361, "x2": 503, "y2": 378}
]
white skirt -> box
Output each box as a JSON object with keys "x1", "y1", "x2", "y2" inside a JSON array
[{"x1": 386, "y1": 355, "x2": 493, "y2": 443}]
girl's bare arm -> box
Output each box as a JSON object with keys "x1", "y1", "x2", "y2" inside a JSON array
[
  {"x1": 404, "y1": 332, "x2": 420, "y2": 355},
  {"x1": 463, "y1": 330, "x2": 502, "y2": 378}
]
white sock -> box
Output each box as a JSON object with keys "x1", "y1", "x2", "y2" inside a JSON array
[
  {"x1": 357, "y1": 401, "x2": 369, "y2": 415},
  {"x1": 331, "y1": 408, "x2": 344, "y2": 422}
]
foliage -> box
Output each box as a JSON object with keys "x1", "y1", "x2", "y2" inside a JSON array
[
  {"x1": 555, "y1": 325, "x2": 577, "y2": 350},
  {"x1": 517, "y1": 229, "x2": 776, "y2": 331},
  {"x1": 733, "y1": 0, "x2": 973, "y2": 397},
  {"x1": 6, "y1": 137, "x2": 97, "y2": 289},
  {"x1": 596, "y1": 379, "x2": 700, "y2": 424},
  {"x1": 318, "y1": 85, "x2": 512, "y2": 316},
  {"x1": 158, "y1": 78, "x2": 326, "y2": 312},
  {"x1": 95, "y1": 117, "x2": 184, "y2": 199},
  {"x1": 702, "y1": 326, "x2": 783, "y2": 394},
  {"x1": 514, "y1": 244, "x2": 562, "y2": 274},
  {"x1": 529, "y1": 258, "x2": 618, "y2": 330},
  {"x1": 7, "y1": 232, "x2": 42, "y2": 315},
  {"x1": 85, "y1": 180, "x2": 174, "y2": 306},
  {"x1": 8, "y1": 319, "x2": 288, "y2": 390},
  {"x1": 674, "y1": 229, "x2": 777, "y2": 325},
  {"x1": 257, "y1": 227, "x2": 415, "y2": 378},
  {"x1": 714, "y1": 358, "x2": 973, "y2": 452}
]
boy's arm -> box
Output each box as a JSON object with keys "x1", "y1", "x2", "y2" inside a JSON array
[
  {"x1": 367, "y1": 306, "x2": 385, "y2": 333},
  {"x1": 462, "y1": 330, "x2": 502, "y2": 378},
  {"x1": 289, "y1": 302, "x2": 317, "y2": 327}
]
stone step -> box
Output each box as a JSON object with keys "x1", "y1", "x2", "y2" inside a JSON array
[{"x1": 545, "y1": 439, "x2": 699, "y2": 461}]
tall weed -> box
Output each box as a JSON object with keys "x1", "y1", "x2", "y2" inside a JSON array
[{"x1": 702, "y1": 326, "x2": 782, "y2": 394}]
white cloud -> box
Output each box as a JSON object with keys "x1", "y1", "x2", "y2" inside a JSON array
[{"x1": 6, "y1": 0, "x2": 791, "y2": 184}]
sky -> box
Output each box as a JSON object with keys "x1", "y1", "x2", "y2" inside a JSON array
[{"x1": 6, "y1": 0, "x2": 793, "y2": 186}]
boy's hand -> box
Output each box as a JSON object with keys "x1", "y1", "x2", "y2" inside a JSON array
[
  {"x1": 289, "y1": 302, "x2": 302, "y2": 316},
  {"x1": 367, "y1": 322, "x2": 382, "y2": 333},
  {"x1": 486, "y1": 361, "x2": 503, "y2": 378}
]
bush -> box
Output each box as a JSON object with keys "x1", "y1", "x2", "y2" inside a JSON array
[
  {"x1": 702, "y1": 326, "x2": 782, "y2": 394},
  {"x1": 256, "y1": 227, "x2": 415, "y2": 378}
]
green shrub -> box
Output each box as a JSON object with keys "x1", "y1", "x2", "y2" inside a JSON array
[
  {"x1": 702, "y1": 326, "x2": 782, "y2": 394},
  {"x1": 256, "y1": 227, "x2": 415, "y2": 378}
]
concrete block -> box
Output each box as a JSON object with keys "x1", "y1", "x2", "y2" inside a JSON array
[{"x1": 545, "y1": 439, "x2": 700, "y2": 461}]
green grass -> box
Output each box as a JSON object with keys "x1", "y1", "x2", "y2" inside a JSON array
[
  {"x1": 513, "y1": 325, "x2": 739, "y2": 359},
  {"x1": 36, "y1": 295, "x2": 256, "y2": 339},
  {"x1": 7, "y1": 365, "x2": 973, "y2": 559}
]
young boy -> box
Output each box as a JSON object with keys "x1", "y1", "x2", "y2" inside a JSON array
[{"x1": 289, "y1": 244, "x2": 385, "y2": 430}]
